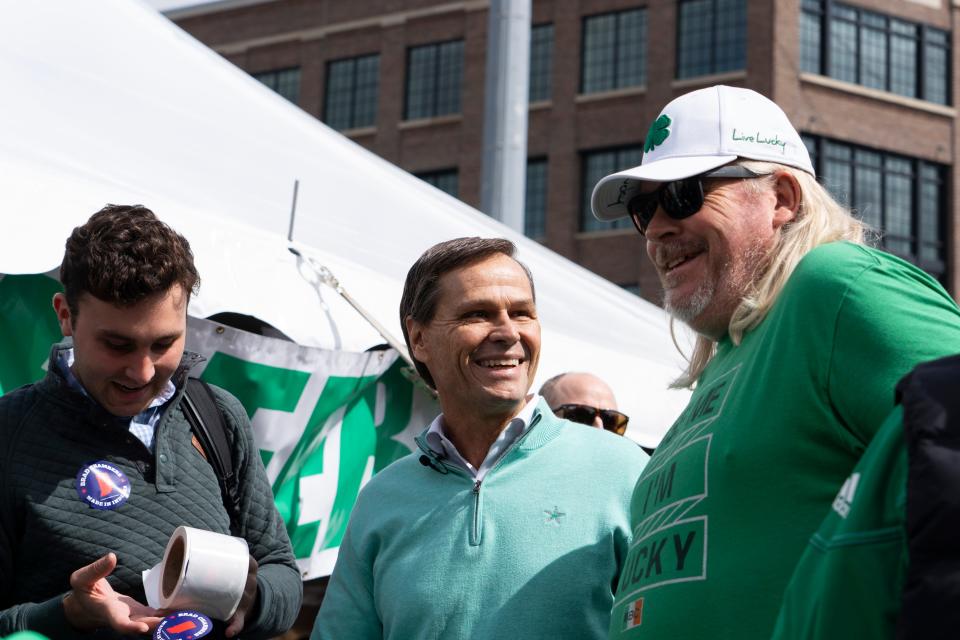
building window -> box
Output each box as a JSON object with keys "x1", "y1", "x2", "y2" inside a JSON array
[
  {"x1": 405, "y1": 40, "x2": 464, "y2": 120},
  {"x1": 923, "y1": 27, "x2": 950, "y2": 105},
  {"x1": 581, "y1": 146, "x2": 642, "y2": 232},
  {"x1": 800, "y1": 0, "x2": 822, "y2": 73},
  {"x1": 525, "y1": 158, "x2": 548, "y2": 239},
  {"x1": 581, "y1": 9, "x2": 646, "y2": 94},
  {"x1": 252, "y1": 67, "x2": 300, "y2": 104},
  {"x1": 415, "y1": 169, "x2": 459, "y2": 199},
  {"x1": 803, "y1": 134, "x2": 946, "y2": 279},
  {"x1": 677, "y1": 0, "x2": 747, "y2": 79},
  {"x1": 529, "y1": 24, "x2": 554, "y2": 102},
  {"x1": 801, "y1": 2, "x2": 951, "y2": 105},
  {"x1": 324, "y1": 54, "x2": 379, "y2": 131}
]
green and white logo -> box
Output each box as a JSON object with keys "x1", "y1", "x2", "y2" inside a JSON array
[{"x1": 644, "y1": 114, "x2": 672, "y2": 153}]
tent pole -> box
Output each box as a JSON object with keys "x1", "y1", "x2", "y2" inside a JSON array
[
  {"x1": 288, "y1": 248, "x2": 414, "y2": 368},
  {"x1": 287, "y1": 179, "x2": 299, "y2": 242}
]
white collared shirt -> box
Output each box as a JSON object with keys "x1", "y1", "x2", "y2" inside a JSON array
[
  {"x1": 57, "y1": 348, "x2": 176, "y2": 453},
  {"x1": 425, "y1": 395, "x2": 540, "y2": 482}
]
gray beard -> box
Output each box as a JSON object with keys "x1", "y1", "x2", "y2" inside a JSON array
[
  {"x1": 664, "y1": 278, "x2": 715, "y2": 324},
  {"x1": 661, "y1": 240, "x2": 770, "y2": 332}
]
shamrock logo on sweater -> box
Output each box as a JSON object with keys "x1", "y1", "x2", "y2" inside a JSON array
[{"x1": 644, "y1": 114, "x2": 672, "y2": 153}]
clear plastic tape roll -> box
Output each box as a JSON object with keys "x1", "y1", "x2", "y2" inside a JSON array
[{"x1": 142, "y1": 525, "x2": 250, "y2": 620}]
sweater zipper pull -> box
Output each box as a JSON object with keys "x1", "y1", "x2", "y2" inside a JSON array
[{"x1": 470, "y1": 478, "x2": 483, "y2": 546}]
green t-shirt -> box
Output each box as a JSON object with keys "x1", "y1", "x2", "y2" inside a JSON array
[
  {"x1": 609, "y1": 242, "x2": 960, "y2": 640},
  {"x1": 771, "y1": 406, "x2": 906, "y2": 640}
]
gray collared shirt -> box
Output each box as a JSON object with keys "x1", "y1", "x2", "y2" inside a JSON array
[{"x1": 425, "y1": 395, "x2": 539, "y2": 482}]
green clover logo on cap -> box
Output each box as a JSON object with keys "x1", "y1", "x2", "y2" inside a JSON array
[{"x1": 644, "y1": 114, "x2": 671, "y2": 153}]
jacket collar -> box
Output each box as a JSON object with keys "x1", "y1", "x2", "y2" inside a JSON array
[
  {"x1": 415, "y1": 397, "x2": 556, "y2": 465},
  {"x1": 37, "y1": 340, "x2": 205, "y2": 427}
]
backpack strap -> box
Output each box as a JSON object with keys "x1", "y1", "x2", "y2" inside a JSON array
[{"x1": 182, "y1": 377, "x2": 242, "y2": 535}]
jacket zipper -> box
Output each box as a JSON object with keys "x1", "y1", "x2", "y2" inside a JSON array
[
  {"x1": 412, "y1": 453, "x2": 482, "y2": 545},
  {"x1": 468, "y1": 412, "x2": 543, "y2": 546},
  {"x1": 415, "y1": 411, "x2": 543, "y2": 548},
  {"x1": 471, "y1": 479, "x2": 482, "y2": 546}
]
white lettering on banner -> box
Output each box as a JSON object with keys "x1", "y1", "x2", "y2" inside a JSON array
[
  {"x1": 390, "y1": 385, "x2": 437, "y2": 452},
  {"x1": 297, "y1": 418, "x2": 343, "y2": 528},
  {"x1": 375, "y1": 382, "x2": 387, "y2": 425},
  {"x1": 256, "y1": 372, "x2": 336, "y2": 480}
]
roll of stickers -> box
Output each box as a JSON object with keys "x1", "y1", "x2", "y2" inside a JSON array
[{"x1": 142, "y1": 526, "x2": 249, "y2": 621}]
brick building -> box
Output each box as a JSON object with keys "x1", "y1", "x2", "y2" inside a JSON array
[{"x1": 168, "y1": 0, "x2": 960, "y2": 302}]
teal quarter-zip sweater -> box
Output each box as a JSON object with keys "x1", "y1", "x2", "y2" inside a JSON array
[{"x1": 312, "y1": 400, "x2": 648, "y2": 640}]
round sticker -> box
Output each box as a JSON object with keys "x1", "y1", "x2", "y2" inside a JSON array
[
  {"x1": 74, "y1": 461, "x2": 131, "y2": 510},
  {"x1": 154, "y1": 611, "x2": 213, "y2": 640}
]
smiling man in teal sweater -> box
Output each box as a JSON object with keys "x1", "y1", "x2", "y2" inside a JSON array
[{"x1": 311, "y1": 237, "x2": 648, "y2": 639}]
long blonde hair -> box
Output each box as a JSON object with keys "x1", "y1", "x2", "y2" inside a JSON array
[{"x1": 671, "y1": 160, "x2": 868, "y2": 388}]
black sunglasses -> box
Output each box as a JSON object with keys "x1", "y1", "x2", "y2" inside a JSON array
[
  {"x1": 554, "y1": 403, "x2": 630, "y2": 435},
  {"x1": 626, "y1": 166, "x2": 771, "y2": 236}
]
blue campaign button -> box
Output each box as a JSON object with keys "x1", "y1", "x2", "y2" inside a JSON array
[
  {"x1": 154, "y1": 611, "x2": 213, "y2": 640},
  {"x1": 74, "y1": 461, "x2": 131, "y2": 510}
]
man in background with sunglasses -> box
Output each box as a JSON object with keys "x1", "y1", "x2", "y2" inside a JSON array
[
  {"x1": 540, "y1": 372, "x2": 629, "y2": 435},
  {"x1": 590, "y1": 85, "x2": 960, "y2": 640}
]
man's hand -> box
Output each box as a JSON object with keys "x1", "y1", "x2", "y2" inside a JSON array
[
  {"x1": 63, "y1": 552, "x2": 163, "y2": 635},
  {"x1": 224, "y1": 555, "x2": 259, "y2": 638}
]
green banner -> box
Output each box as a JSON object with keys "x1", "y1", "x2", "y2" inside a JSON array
[
  {"x1": 1, "y1": 274, "x2": 438, "y2": 579},
  {"x1": 0, "y1": 274, "x2": 63, "y2": 395},
  {"x1": 186, "y1": 318, "x2": 437, "y2": 578}
]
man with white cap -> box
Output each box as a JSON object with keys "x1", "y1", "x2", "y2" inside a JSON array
[{"x1": 591, "y1": 85, "x2": 960, "y2": 639}]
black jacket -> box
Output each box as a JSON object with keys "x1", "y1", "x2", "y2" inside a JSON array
[
  {"x1": 896, "y1": 353, "x2": 960, "y2": 638},
  {"x1": 0, "y1": 343, "x2": 302, "y2": 638}
]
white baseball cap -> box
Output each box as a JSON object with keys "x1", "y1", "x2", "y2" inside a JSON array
[{"x1": 591, "y1": 85, "x2": 815, "y2": 222}]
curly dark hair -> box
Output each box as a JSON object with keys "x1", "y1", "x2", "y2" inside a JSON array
[
  {"x1": 399, "y1": 237, "x2": 535, "y2": 390},
  {"x1": 60, "y1": 204, "x2": 200, "y2": 316}
]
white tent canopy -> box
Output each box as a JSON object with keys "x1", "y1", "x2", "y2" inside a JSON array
[{"x1": 0, "y1": 0, "x2": 690, "y2": 445}]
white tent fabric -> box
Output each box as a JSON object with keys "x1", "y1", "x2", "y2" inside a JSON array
[{"x1": 0, "y1": 0, "x2": 691, "y2": 445}]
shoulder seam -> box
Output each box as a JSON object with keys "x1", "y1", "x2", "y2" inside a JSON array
[{"x1": 824, "y1": 259, "x2": 878, "y2": 421}]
